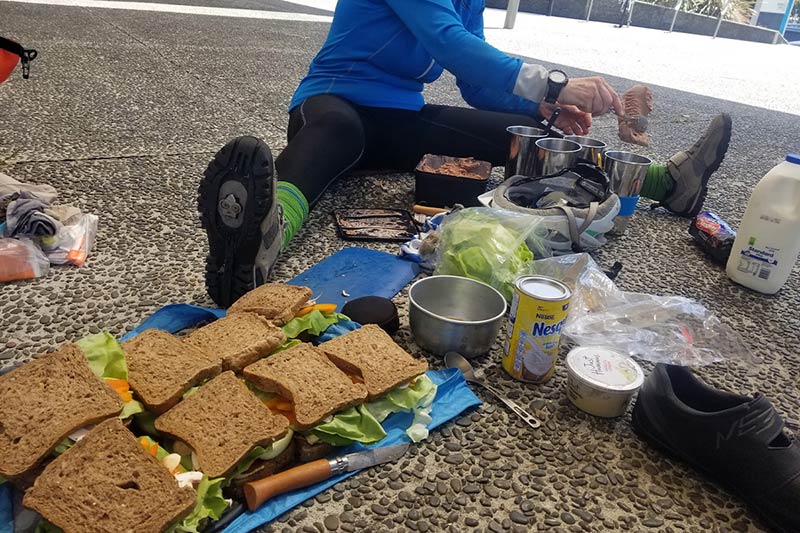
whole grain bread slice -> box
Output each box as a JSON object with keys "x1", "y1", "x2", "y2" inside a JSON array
[
  {"x1": 243, "y1": 343, "x2": 368, "y2": 430},
  {"x1": 154, "y1": 371, "x2": 289, "y2": 478},
  {"x1": 23, "y1": 418, "x2": 195, "y2": 533},
  {"x1": 184, "y1": 312, "x2": 286, "y2": 372},
  {"x1": 318, "y1": 324, "x2": 429, "y2": 399},
  {"x1": 122, "y1": 329, "x2": 222, "y2": 414},
  {"x1": 227, "y1": 283, "x2": 312, "y2": 325},
  {"x1": 0, "y1": 344, "x2": 124, "y2": 480}
]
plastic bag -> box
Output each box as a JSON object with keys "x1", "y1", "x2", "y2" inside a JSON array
[
  {"x1": 434, "y1": 207, "x2": 550, "y2": 301},
  {"x1": 0, "y1": 238, "x2": 49, "y2": 282},
  {"x1": 39, "y1": 213, "x2": 98, "y2": 266},
  {"x1": 531, "y1": 253, "x2": 759, "y2": 367}
]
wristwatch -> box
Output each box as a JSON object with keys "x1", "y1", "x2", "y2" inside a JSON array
[{"x1": 544, "y1": 70, "x2": 568, "y2": 104}]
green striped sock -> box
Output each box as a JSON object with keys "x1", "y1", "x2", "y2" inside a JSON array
[
  {"x1": 277, "y1": 181, "x2": 309, "y2": 248},
  {"x1": 639, "y1": 164, "x2": 674, "y2": 202}
]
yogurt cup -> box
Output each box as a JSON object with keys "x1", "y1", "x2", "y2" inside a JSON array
[{"x1": 565, "y1": 346, "x2": 645, "y2": 418}]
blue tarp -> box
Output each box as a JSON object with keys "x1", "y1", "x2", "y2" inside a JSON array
[
  {"x1": 221, "y1": 367, "x2": 479, "y2": 533},
  {"x1": 2, "y1": 300, "x2": 480, "y2": 533}
]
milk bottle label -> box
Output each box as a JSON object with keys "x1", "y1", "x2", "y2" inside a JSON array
[{"x1": 735, "y1": 237, "x2": 780, "y2": 281}]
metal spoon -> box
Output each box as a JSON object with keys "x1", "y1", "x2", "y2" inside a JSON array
[{"x1": 445, "y1": 352, "x2": 541, "y2": 429}]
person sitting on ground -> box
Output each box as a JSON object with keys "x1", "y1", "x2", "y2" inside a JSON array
[{"x1": 197, "y1": 0, "x2": 732, "y2": 307}]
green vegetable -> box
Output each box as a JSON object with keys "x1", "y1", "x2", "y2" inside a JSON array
[
  {"x1": 365, "y1": 375, "x2": 438, "y2": 442},
  {"x1": 76, "y1": 332, "x2": 144, "y2": 419},
  {"x1": 138, "y1": 436, "x2": 173, "y2": 462},
  {"x1": 310, "y1": 405, "x2": 387, "y2": 446},
  {"x1": 53, "y1": 437, "x2": 75, "y2": 456},
  {"x1": 273, "y1": 338, "x2": 302, "y2": 354},
  {"x1": 120, "y1": 399, "x2": 145, "y2": 419},
  {"x1": 76, "y1": 332, "x2": 128, "y2": 380},
  {"x1": 435, "y1": 209, "x2": 534, "y2": 301},
  {"x1": 182, "y1": 386, "x2": 201, "y2": 400},
  {"x1": 227, "y1": 429, "x2": 294, "y2": 481},
  {"x1": 166, "y1": 476, "x2": 228, "y2": 533},
  {"x1": 282, "y1": 311, "x2": 349, "y2": 339},
  {"x1": 35, "y1": 520, "x2": 63, "y2": 533},
  {"x1": 306, "y1": 375, "x2": 438, "y2": 447},
  {"x1": 245, "y1": 381, "x2": 278, "y2": 402}
]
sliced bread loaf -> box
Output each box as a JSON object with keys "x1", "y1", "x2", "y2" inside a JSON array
[
  {"x1": 227, "y1": 283, "x2": 312, "y2": 325},
  {"x1": 318, "y1": 324, "x2": 428, "y2": 399},
  {"x1": 23, "y1": 418, "x2": 196, "y2": 533},
  {"x1": 243, "y1": 343, "x2": 368, "y2": 430},
  {"x1": 122, "y1": 329, "x2": 222, "y2": 414},
  {"x1": 184, "y1": 312, "x2": 286, "y2": 372},
  {"x1": 154, "y1": 371, "x2": 289, "y2": 478},
  {"x1": 0, "y1": 344, "x2": 123, "y2": 480}
]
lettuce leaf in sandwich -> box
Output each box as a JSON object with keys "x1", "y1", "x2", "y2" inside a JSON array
[
  {"x1": 51, "y1": 333, "x2": 145, "y2": 456},
  {"x1": 310, "y1": 374, "x2": 438, "y2": 445},
  {"x1": 76, "y1": 332, "x2": 145, "y2": 419},
  {"x1": 136, "y1": 437, "x2": 230, "y2": 533},
  {"x1": 246, "y1": 335, "x2": 438, "y2": 449}
]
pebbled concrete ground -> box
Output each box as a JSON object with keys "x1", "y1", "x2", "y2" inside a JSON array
[{"x1": 1, "y1": 2, "x2": 799, "y2": 532}]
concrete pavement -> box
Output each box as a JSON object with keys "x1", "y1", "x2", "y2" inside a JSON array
[{"x1": 0, "y1": 2, "x2": 799, "y2": 532}]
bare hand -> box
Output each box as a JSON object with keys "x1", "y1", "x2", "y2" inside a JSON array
[
  {"x1": 539, "y1": 103, "x2": 592, "y2": 136},
  {"x1": 557, "y1": 77, "x2": 622, "y2": 117}
]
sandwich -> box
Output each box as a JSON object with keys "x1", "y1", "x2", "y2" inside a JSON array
[
  {"x1": 183, "y1": 312, "x2": 286, "y2": 372},
  {"x1": 242, "y1": 326, "x2": 435, "y2": 474},
  {"x1": 122, "y1": 329, "x2": 222, "y2": 414},
  {"x1": 318, "y1": 324, "x2": 430, "y2": 399},
  {"x1": 23, "y1": 418, "x2": 196, "y2": 533},
  {"x1": 154, "y1": 371, "x2": 291, "y2": 479},
  {"x1": 0, "y1": 343, "x2": 124, "y2": 484},
  {"x1": 243, "y1": 343, "x2": 368, "y2": 430},
  {"x1": 227, "y1": 283, "x2": 312, "y2": 325}
]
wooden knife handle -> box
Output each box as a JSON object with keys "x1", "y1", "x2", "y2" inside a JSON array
[
  {"x1": 243, "y1": 459, "x2": 332, "y2": 511},
  {"x1": 412, "y1": 204, "x2": 448, "y2": 216}
]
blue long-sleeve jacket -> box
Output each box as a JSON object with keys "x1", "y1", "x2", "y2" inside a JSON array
[{"x1": 290, "y1": 0, "x2": 541, "y2": 117}]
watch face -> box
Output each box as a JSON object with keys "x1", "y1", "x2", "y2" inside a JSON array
[{"x1": 549, "y1": 71, "x2": 567, "y2": 84}]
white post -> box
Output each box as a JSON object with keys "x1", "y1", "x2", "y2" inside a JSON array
[
  {"x1": 713, "y1": 0, "x2": 731, "y2": 38},
  {"x1": 505, "y1": 0, "x2": 521, "y2": 29},
  {"x1": 586, "y1": 0, "x2": 595, "y2": 20},
  {"x1": 626, "y1": 0, "x2": 636, "y2": 26},
  {"x1": 669, "y1": 0, "x2": 683, "y2": 32}
]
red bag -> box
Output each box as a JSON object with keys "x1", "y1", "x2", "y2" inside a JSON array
[{"x1": 0, "y1": 36, "x2": 37, "y2": 82}]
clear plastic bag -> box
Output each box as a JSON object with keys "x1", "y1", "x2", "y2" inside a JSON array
[
  {"x1": 39, "y1": 213, "x2": 98, "y2": 266},
  {"x1": 531, "y1": 253, "x2": 759, "y2": 367},
  {"x1": 0, "y1": 238, "x2": 49, "y2": 282},
  {"x1": 433, "y1": 207, "x2": 550, "y2": 301}
]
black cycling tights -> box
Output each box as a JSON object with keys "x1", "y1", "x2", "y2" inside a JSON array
[{"x1": 274, "y1": 94, "x2": 542, "y2": 206}]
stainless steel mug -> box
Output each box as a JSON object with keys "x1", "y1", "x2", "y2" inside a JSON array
[
  {"x1": 603, "y1": 150, "x2": 652, "y2": 234},
  {"x1": 564, "y1": 135, "x2": 608, "y2": 166},
  {"x1": 534, "y1": 138, "x2": 581, "y2": 177},
  {"x1": 505, "y1": 126, "x2": 548, "y2": 179}
]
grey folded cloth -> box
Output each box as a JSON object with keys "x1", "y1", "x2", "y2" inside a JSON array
[
  {"x1": 0, "y1": 172, "x2": 57, "y2": 204},
  {"x1": 5, "y1": 193, "x2": 60, "y2": 238}
]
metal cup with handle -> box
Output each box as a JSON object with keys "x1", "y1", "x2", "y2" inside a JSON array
[
  {"x1": 603, "y1": 150, "x2": 652, "y2": 234},
  {"x1": 534, "y1": 138, "x2": 582, "y2": 177},
  {"x1": 505, "y1": 125, "x2": 548, "y2": 179}
]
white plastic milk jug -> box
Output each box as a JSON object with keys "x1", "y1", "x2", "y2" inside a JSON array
[{"x1": 726, "y1": 154, "x2": 800, "y2": 294}]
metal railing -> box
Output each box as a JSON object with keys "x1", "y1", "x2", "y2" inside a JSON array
[{"x1": 502, "y1": 0, "x2": 740, "y2": 38}]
